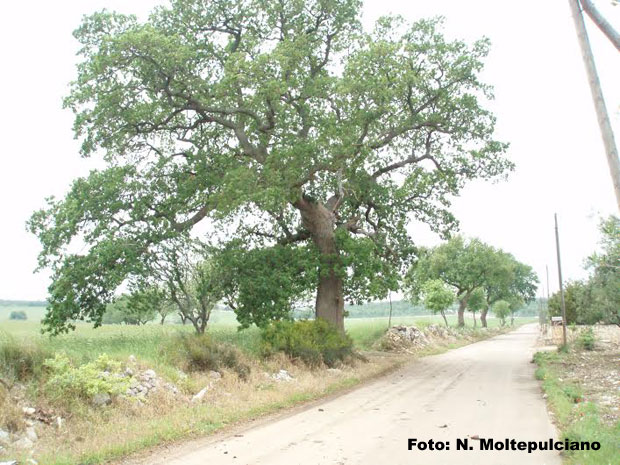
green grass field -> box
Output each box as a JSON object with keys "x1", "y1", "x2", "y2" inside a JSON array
[{"x1": 0, "y1": 306, "x2": 534, "y2": 367}]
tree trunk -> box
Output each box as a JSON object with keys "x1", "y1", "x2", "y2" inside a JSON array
[
  {"x1": 295, "y1": 197, "x2": 345, "y2": 331},
  {"x1": 441, "y1": 310, "x2": 448, "y2": 327},
  {"x1": 457, "y1": 298, "x2": 467, "y2": 327},
  {"x1": 481, "y1": 307, "x2": 488, "y2": 328},
  {"x1": 473, "y1": 311, "x2": 477, "y2": 328}
]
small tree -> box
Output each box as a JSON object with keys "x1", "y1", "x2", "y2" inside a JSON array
[
  {"x1": 493, "y1": 300, "x2": 510, "y2": 326},
  {"x1": 420, "y1": 279, "x2": 454, "y2": 327},
  {"x1": 152, "y1": 243, "x2": 224, "y2": 334},
  {"x1": 102, "y1": 294, "x2": 155, "y2": 325},
  {"x1": 467, "y1": 288, "x2": 487, "y2": 328},
  {"x1": 126, "y1": 287, "x2": 167, "y2": 325}
]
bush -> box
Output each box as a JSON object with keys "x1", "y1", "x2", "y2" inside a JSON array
[
  {"x1": 44, "y1": 353, "x2": 130, "y2": 401},
  {"x1": 577, "y1": 327, "x2": 595, "y2": 351},
  {"x1": 8, "y1": 310, "x2": 27, "y2": 320},
  {"x1": 171, "y1": 334, "x2": 250, "y2": 380},
  {"x1": 0, "y1": 335, "x2": 51, "y2": 381},
  {"x1": 260, "y1": 319, "x2": 355, "y2": 368}
]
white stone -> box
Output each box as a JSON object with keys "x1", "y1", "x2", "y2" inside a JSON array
[
  {"x1": 13, "y1": 437, "x2": 34, "y2": 449},
  {"x1": 0, "y1": 429, "x2": 10, "y2": 444},
  {"x1": 143, "y1": 369, "x2": 156, "y2": 379},
  {"x1": 25, "y1": 427, "x2": 37, "y2": 442},
  {"x1": 191, "y1": 387, "x2": 209, "y2": 402},
  {"x1": 209, "y1": 371, "x2": 222, "y2": 380},
  {"x1": 272, "y1": 369, "x2": 293, "y2": 382},
  {"x1": 128, "y1": 355, "x2": 137, "y2": 363},
  {"x1": 0, "y1": 460, "x2": 18, "y2": 465},
  {"x1": 56, "y1": 417, "x2": 64, "y2": 429},
  {"x1": 22, "y1": 407, "x2": 36, "y2": 416}
]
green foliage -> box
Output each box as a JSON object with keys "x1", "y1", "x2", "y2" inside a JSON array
[
  {"x1": 170, "y1": 333, "x2": 249, "y2": 380},
  {"x1": 467, "y1": 287, "x2": 487, "y2": 312},
  {"x1": 492, "y1": 300, "x2": 510, "y2": 325},
  {"x1": 549, "y1": 216, "x2": 620, "y2": 326},
  {"x1": 29, "y1": 0, "x2": 512, "y2": 334},
  {"x1": 405, "y1": 236, "x2": 537, "y2": 326},
  {"x1": 102, "y1": 293, "x2": 157, "y2": 326},
  {"x1": 577, "y1": 327, "x2": 595, "y2": 351},
  {"x1": 217, "y1": 242, "x2": 318, "y2": 329},
  {"x1": 8, "y1": 310, "x2": 27, "y2": 320},
  {"x1": 548, "y1": 280, "x2": 599, "y2": 325},
  {"x1": 44, "y1": 353, "x2": 130, "y2": 401},
  {"x1": 420, "y1": 279, "x2": 454, "y2": 314},
  {"x1": 261, "y1": 319, "x2": 355, "y2": 367}
]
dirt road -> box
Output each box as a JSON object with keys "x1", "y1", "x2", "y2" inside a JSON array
[{"x1": 140, "y1": 324, "x2": 561, "y2": 465}]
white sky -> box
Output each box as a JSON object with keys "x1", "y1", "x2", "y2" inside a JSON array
[{"x1": 0, "y1": 0, "x2": 618, "y2": 301}]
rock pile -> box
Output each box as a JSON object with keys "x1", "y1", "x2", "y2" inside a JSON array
[
  {"x1": 379, "y1": 324, "x2": 460, "y2": 352},
  {"x1": 0, "y1": 404, "x2": 58, "y2": 454},
  {"x1": 124, "y1": 362, "x2": 179, "y2": 399}
]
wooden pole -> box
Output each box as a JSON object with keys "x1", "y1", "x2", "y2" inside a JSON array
[
  {"x1": 568, "y1": 0, "x2": 620, "y2": 211},
  {"x1": 580, "y1": 0, "x2": 620, "y2": 53},
  {"x1": 554, "y1": 214, "x2": 568, "y2": 346}
]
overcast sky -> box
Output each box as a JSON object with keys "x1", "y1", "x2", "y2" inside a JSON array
[{"x1": 0, "y1": 0, "x2": 618, "y2": 301}]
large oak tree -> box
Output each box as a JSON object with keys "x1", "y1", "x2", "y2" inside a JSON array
[{"x1": 29, "y1": 0, "x2": 511, "y2": 334}]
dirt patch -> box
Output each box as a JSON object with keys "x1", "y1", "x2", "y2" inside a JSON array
[{"x1": 548, "y1": 325, "x2": 620, "y2": 425}]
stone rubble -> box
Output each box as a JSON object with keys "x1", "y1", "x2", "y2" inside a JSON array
[
  {"x1": 379, "y1": 324, "x2": 463, "y2": 352},
  {"x1": 272, "y1": 369, "x2": 294, "y2": 382}
]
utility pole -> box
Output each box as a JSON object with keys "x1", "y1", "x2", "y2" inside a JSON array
[
  {"x1": 554, "y1": 214, "x2": 568, "y2": 346},
  {"x1": 545, "y1": 265, "x2": 550, "y2": 301},
  {"x1": 580, "y1": 0, "x2": 620, "y2": 53},
  {"x1": 388, "y1": 291, "x2": 393, "y2": 329},
  {"x1": 568, "y1": 0, "x2": 620, "y2": 211}
]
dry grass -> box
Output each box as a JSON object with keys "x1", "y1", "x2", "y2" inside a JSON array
[{"x1": 29, "y1": 352, "x2": 405, "y2": 465}]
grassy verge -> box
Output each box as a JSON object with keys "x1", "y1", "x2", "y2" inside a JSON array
[
  {"x1": 533, "y1": 350, "x2": 620, "y2": 464},
  {"x1": 0, "y1": 318, "x2": 526, "y2": 465}
]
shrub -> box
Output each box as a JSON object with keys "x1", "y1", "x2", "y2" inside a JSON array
[
  {"x1": 171, "y1": 334, "x2": 250, "y2": 380},
  {"x1": 44, "y1": 353, "x2": 130, "y2": 401},
  {"x1": 577, "y1": 327, "x2": 595, "y2": 351},
  {"x1": 260, "y1": 319, "x2": 355, "y2": 368},
  {"x1": 0, "y1": 335, "x2": 51, "y2": 381},
  {"x1": 8, "y1": 310, "x2": 27, "y2": 320}
]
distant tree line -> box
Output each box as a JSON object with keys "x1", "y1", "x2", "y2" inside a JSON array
[
  {"x1": 0, "y1": 300, "x2": 47, "y2": 307},
  {"x1": 404, "y1": 236, "x2": 538, "y2": 327}
]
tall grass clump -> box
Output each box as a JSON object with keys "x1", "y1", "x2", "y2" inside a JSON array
[
  {"x1": 167, "y1": 333, "x2": 250, "y2": 380},
  {"x1": 0, "y1": 332, "x2": 51, "y2": 382},
  {"x1": 261, "y1": 319, "x2": 356, "y2": 368}
]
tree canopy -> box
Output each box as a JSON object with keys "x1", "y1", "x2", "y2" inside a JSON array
[
  {"x1": 405, "y1": 236, "x2": 537, "y2": 326},
  {"x1": 29, "y1": 0, "x2": 511, "y2": 334}
]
